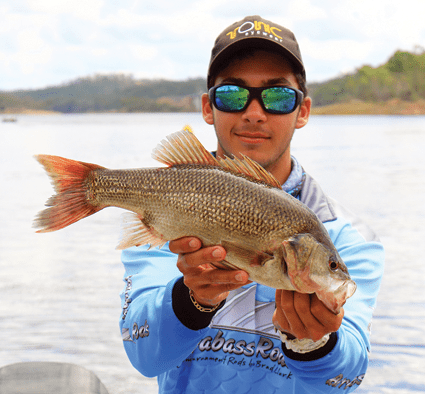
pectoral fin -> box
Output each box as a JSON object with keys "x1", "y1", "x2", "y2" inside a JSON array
[
  {"x1": 281, "y1": 236, "x2": 317, "y2": 293},
  {"x1": 221, "y1": 240, "x2": 274, "y2": 268}
]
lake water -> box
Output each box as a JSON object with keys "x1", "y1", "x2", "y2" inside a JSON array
[{"x1": 0, "y1": 113, "x2": 424, "y2": 393}]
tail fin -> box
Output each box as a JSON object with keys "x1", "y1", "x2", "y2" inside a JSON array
[{"x1": 34, "y1": 155, "x2": 105, "y2": 233}]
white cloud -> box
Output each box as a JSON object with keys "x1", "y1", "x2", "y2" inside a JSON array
[
  {"x1": 300, "y1": 37, "x2": 374, "y2": 62},
  {"x1": 288, "y1": 0, "x2": 327, "y2": 21},
  {"x1": 332, "y1": 0, "x2": 424, "y2": 45},
  {"x1": 300, "y1": 37, "x2": 377, "y2": 82},
  {"x1": 26, "y1": 0, "x2": 104, "y2": 20},
  {"x1": 0, "y1": 0, "x2": 424, "y2": 90},
  {"x1": 0, "y1": 8, "x2": 53, "y2": 79},
  {"x1": 128, "y1": 43, "x2": 158, "y2": 61},
  {"x1": 91, "y1": 48, "x2": 109, "y2": 57},
  {"x1": 15, "y1": 31, "x2": 53, "y2": 74},
  {"x1": 101, "y1": 9, "x2": 149, "y2": 29}
]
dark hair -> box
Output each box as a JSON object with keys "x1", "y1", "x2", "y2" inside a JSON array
[
  {"x1": 208, "y1": 48, "x2": 308, "y2": 97},
  {"x1": 294, "y1": 71, "x2": 308, "y2": 98}
]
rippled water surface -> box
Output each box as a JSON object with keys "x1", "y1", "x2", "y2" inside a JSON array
[{"x1": 1, "y1": 113, "x2": 424, "y2": 393}]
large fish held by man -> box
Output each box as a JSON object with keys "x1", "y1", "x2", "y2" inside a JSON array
[{"x1": 34, "y1": 130, "x2": 356, "y2": 313}]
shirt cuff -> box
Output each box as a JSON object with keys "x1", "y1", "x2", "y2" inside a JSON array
[
  {"x1": 281, "y1": 331, "x2": 338, "y2": 361},
  {"x1": 172, "y1": 277, "x2": 225, "y2": 330}
]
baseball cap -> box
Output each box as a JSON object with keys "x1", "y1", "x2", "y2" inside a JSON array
[{"x1": 207, "y1": 15, "x2": 305, "y2": 88}]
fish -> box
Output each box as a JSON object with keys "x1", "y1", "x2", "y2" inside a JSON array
[{"x1": 34, "y1": 130, "x2": 356, "y2": 313}]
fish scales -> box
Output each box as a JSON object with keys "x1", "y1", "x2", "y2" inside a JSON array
[
  {"x1": 86, "y1": 164, "x2": 318, "y2": 249},
  {"x1": 34, "y1": 130, "x2": 356, "y2": 313}
]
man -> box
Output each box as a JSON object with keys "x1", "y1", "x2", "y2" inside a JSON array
[{"x1": 119, "y1": 16, "x2": 384, "y2": 393}]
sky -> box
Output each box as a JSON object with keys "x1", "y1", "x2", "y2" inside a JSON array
[{"x1": 0, "y1": 0, "x2": 424, "y2": 91}]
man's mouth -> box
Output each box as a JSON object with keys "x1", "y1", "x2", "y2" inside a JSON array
[{"x1": 235, "y1": 133, "x2": 270, "y2": 144}]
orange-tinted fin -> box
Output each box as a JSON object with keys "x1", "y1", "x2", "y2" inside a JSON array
[
  {"x1": 153, "y1": 130, "x2": 282, "y2": 188},
  {"x1": 33, "y1": 155, "x2": 105, "y2": 233},
  {"x1": 153, "y1": 130, "x2": 219, "y2": 167},
  {"x1": 117, "y1": 212, "x2": 168, "y2": 250},
  {"x1": 182, "y1": 124, "x2": 194, "y2": 134},
  {"x1": 221, "y1": 240, "x2": 274, "y2": 267},
  {"x1": 218, "y1": 155, "x2": 281, "y2": 188}
]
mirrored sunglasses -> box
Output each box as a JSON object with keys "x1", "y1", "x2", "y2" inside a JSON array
[{"x1": 208, "y1": 84, "x2": 304, "y2": 115}]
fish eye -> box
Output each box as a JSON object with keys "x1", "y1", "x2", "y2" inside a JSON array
[{"x1": 329, "y1": 259, "x2": 339, "y2": 271}]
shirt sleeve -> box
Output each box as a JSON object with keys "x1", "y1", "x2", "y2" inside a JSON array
[
  {"x1": 118, "y1": 244, "x2": 222, "y2": 377},
  {"x1": 282, "y1": 216, "x2": 385, "y2": 392}
]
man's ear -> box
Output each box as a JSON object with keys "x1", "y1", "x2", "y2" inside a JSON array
[
  {"x1": 295, "y1": 96, "x2": 312, "y2": 129},
  {"x1": 202, "y1": 93, "x2": 214, "y2": 125}
]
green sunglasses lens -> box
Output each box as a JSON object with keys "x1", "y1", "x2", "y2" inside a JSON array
[
  {"x1": 215, "y1": 85, "x2": 249, "y2": 111},
  {"x1": 262, "y1": 87, "x2": 297, "y2": 113}
]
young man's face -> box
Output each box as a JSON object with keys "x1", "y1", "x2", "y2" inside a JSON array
[{"x1": 202, "y1": 50, "x2": 311, "y2": 185}]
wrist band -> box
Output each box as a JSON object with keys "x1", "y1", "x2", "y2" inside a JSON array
[
  {"x1": 276, "y1": 329, "x2": 330, "y2": 354},
  {"x1": 189, "y1": 289, "x2": 221, "y2": 313}
]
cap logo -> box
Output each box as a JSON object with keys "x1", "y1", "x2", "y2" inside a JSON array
[{"x1": 226, "y1": 20, "x2": 283, "y2": 42}]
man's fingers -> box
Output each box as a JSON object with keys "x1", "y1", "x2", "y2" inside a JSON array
[
  {"x1": 169, "y1": 237, "x2": 202, "y2": 254},
  {"x1": 170, "y1": 237, "x2": 251, "y2": 307},
  {"x1": 275, "y1": 290, "x2": 344, "y2": 341},
  {"x1": 184, "y1": 268, "x2": 249, "y2": 307},
  {"x1": 177, "y1": 245, "x2": 227, "y2": 271},
  {"x1": 280, "y1": 291, "x2": 311, "y2": 339},
  {"x1": 278, "y1": 289, "x2": 295, "y2": 309},
  {"x1": 272, "y1": 291, "x2": 292, "y2": 334},
  {"x1": 310, "y1": 294, "x2": 344, "y2": 333},
  {"x1": 292, "y1": 292, "x2": 324, "y2": 340},
  {"x1": 276, "y1": 290, "x2": 318, "y2": 340},
  {"x1": 185, "y1": 267, "x2": 249, "y2": 287}
]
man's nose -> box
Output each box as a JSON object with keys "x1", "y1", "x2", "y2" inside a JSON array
[{"x1": 241, "y1": 98, "x2": 267, "y2": 123}]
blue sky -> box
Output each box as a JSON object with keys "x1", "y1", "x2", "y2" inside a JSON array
[{"x1": 1, "y1": 0, "x2": 424, "y2": 91}]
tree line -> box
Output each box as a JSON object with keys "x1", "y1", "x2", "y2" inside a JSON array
[
  {"x1": 1, "y1": 75, "x2": 206, "y2": 113},
  {"x1": 1, "y1": 49, "x2": 424, "y2": 114},
  {"x1": 308, "y1": 48, "x2": 425, "y2": 106}
]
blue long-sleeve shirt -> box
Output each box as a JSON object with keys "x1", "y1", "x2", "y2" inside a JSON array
[{"x1": 119, "y1": 158, "x2": 384, "y2": 393}]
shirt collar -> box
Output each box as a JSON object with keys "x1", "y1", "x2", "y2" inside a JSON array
[
  {"x1": 282, "y1": 156, "x2": 305, "y2": 199},
  {"x1": 211, "y1": 152, "x2": 305, "y2": 198}
]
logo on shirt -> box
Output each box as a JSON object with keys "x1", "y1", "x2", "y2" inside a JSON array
[
  {"x1": 199, "y1": 330, "x2": 286, "y2": 366},
  {"x1": 181, "y1": 330, "x2": 292, "y2": 380},
  {"x1": 122, "y1": 275, "x2": 132, "y2": 320},
  {"x1": 122, "y1": 320, "x2": 149, "y2": 342},
  {"x1": 326, "y1": 374, "x2": 365, "y2": 390}
]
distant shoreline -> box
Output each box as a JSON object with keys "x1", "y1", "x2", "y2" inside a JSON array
[
  {"x1": 310, "y1": 99, "x2": 425, "y2": 115},
  {"x1": 2, "y1": 99, "x2": 425, "y2": 116},
  {"x1": 2, "y1": 108, "x2": 59, "y2": 115}
]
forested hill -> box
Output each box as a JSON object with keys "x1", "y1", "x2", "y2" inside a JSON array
[
  {"x1": 1, "y1": 76, "x2": 207, "y2": 113},
  {"x1": 308, "y1": 48, "x2": 425, "y2": 114},
  {"x1": 1, "y1": 49, "x2": 424, "y2": 114}
]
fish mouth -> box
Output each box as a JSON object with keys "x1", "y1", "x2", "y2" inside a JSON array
[
  {"x1": 335, "y1": 279, "x2": 357, "y2": 301},
  {"x1": 318, "y1": 279, "x2": 357, "y2": 314}
]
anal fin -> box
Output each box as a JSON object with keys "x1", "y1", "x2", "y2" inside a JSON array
[{"x1": 116, "y1": 212, "x2": 167, "y2": 250}]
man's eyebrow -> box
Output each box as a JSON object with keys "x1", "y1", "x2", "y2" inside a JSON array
[
  {"x1": 266, "y1": 77, "x2": 292, "y2": 86},
  {"x1": 220, "y1": 77, "x2": 246, "y2": 85}
]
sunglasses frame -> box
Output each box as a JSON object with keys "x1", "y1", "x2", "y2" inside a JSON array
[{"x1": 208, "y1": 84, "x2": 304, "y2": 115}]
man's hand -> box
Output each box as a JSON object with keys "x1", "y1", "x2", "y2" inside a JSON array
[
  {"x1": 170, "y1": 237, "x2": 250, "y2": 307},
  {"x1": 273, "y1": 289, "x2": 344, "y2": 341}
]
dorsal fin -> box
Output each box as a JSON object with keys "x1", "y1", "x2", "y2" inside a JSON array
[
  {"x1": 152, "y1": 130, "x2": 282, "y2": 188},
  {"x1": 218, "y1": 155, "x2": 281, "y2": 188},
  {"x1": 152, "y1": 130, "x2": 219, "y2": 166}
]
